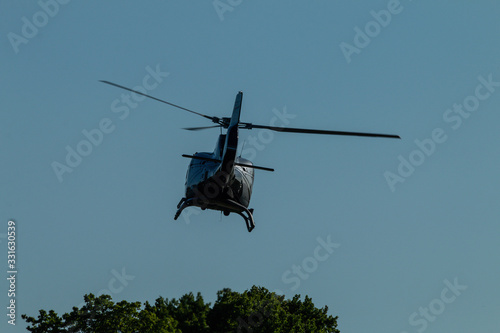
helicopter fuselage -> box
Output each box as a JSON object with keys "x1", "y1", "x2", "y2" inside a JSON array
[
  {"x1": 184, "y1": 135, "x2": 255, "y2": 214},
  {"x1": 174, "y1": 92, "x2": 259, "y2": 231}
]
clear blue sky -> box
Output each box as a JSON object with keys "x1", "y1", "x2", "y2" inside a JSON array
[{"x1": 1, "y1": 1, "x2": 500, "y2": 332}]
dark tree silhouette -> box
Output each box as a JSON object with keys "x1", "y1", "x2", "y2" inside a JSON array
[{"x1": 22, "y1": 286, "x2": 339, "y2": 332}]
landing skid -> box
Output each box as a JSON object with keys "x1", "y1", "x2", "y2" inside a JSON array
[
  {"x1": 226, "y1": 199, "x2": 255, "y2": 232},
  {"x1": 174, "y1": 197, "x2": 255, "y2": 232},
  {"x1": 174, "y1": 197, "x2": 191, "y2": 220}
]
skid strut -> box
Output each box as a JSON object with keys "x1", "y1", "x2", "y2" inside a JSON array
[
  {"x1": 226, "y1": 199, "x2": 255, "y2": 232},
  {"x1": 174, "y1": 197, "x2": 194, "y2": 220},
  {"x1": 174, "y1": 197, "x2": 255, "y2": 232}
]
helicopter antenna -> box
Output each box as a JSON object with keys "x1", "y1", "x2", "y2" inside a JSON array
[{"x1": 239, "y1": 139, "x2": 247, "y2": 158}]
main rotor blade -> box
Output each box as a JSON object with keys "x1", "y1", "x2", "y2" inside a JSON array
[
  {"x1": 183, "y1": 125, "x2": 222, "y2": 131},
  {"x1": 100, "y1": 80, "x2": 219, "y2": 123},
  {"x1": 242, "y1": 123, "x2": 400, "y2": 139}
]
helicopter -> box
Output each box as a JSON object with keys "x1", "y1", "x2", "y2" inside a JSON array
[{"x1": 101, "y1": 81, "x2": 400, "y2": 232}]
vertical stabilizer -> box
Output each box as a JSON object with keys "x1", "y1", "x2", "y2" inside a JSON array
[
  {"x1": 229, "y1": 91, "x2": 243, "y2": 127},
  {"x1": 220, "y1": 91, "x2": 243, "y2": 179}
]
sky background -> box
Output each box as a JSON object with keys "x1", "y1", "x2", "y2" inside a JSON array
[{"x1": 1, "y1": 1, "x2": 500, "y2": 332}]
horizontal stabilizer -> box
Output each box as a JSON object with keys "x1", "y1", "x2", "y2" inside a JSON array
[
  {"x1": 181, "y1": 154, "x2": 220, "y2": 163},
  {"x1": 236, "y1": 163, "x2": 274, "y2": 172}
]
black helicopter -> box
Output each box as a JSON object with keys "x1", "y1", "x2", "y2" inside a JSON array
[{"x1": 101, "y1": 81, "x2": 400, "y2": 232}]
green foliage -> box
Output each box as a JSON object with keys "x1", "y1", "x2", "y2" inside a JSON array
[
  {"x1": 22, "y1": 286, "x2": 339, "y2": 333},
  {"x1": 208, "y1": 286, "x2": 339, "y2": 333}
]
